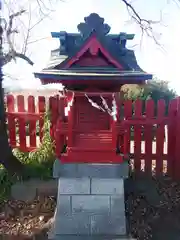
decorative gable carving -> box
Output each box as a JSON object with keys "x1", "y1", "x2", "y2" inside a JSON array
[
  {"x1": 77, "y1": 13, "x2": 111, "y2": 38},
  {"x1": 63, "y1": 35, "x2": 124, "y2": 69}
]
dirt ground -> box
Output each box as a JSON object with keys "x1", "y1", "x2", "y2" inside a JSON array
[
  {"x1": 1, "y1": 174, "x2": 180, "y2": 239},
  {"x1": 0, "y1": 195, "x2": 56, "y2": 240},
  {"x1": 125, "y1": 173, "x2": 180, "y2": 240}
]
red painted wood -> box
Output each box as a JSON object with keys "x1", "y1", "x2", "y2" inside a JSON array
[
  {"x1": 123, "y1": 100, "x2": 132, "y2": 155},
  {"x1": 72, "y1": 91, "x2": 117, "y2": 96},
  {"x1": 52, "y1": 96, "x2": 66, "y2": 157},
  {"x1": 6, "y1": 95, "x2": 16, "y2": 147},
  {"x1": 121, "y1": 118, "x2": 168, "y2": 125},
  {"x1": 5, "y1": 94, "x2": 180, "y2": 177},
  {"x1": 112, "y1": 94, "x2": 118, "y2": 150},
  {"x1": 89, "y1": 42, "x2": 99, "y2": 55},
  {"x1": 64, "y1": 35, "x2": 124, "y2": 70},
  {"x1": 74, "y1": 96, "x2": 109, "y2": 132},
  {"x1": 61, "y1": 150, "x2": 123, "y2": 163},
  {"x1": 58, "y1": 97, "x2": 65, "y2": 120},
  {"x1": 167, "y1": 99, "x2": 177, "y2": 176},
  {"x1": 38, "y1": 96, "x2": 46, "y2": 142},
  {"x1": 174, "y1": 97, "x2": 180, "y2": 179},
  {"x1": 134, "y1": 100, "x2": 142, "y2": 172},
  {"x1": 55, "y1": 119, "x2": 64, "y2": 157},
  {"x1": 41, "y1": 79, "x2": 145, "y2": 87},
  {"x1": 73, "y1": 131, "x2": 112, "y2": 149},
  {"x1": 28, "y1": 96, "x2": 36, "y2": 148},
  {"x1": 17, "y1": 95, "x2": 27, "y2": 150},
  {"x1": 121, "y1": 152, "x2": 168, "y2": 159},
  {"x1": 67, "y1": 104, "x2": 73, "y2": 147},
  {"x1": 49, "y1": 96, "x2": 59, "y2": 139},
  {"x1": 66, "y1": 92, "x2": 74, "y2": 147},
  {"x1": 156, "y1": 100, "x2": 165, "y2": 175},
  {"x1": 73, "y1": 56, "x2": 112, "y2": 67},
  {"x1": 7, "y1": 112, "x2": 43, "y2": 120},
  {"x1": 144, "y1": 99, "x2": 154, "y2": 174}
]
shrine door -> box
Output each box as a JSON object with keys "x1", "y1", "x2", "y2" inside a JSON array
[
  {"x1": 74, "y1": 96, "x2": 110, "y2": 131},
  {"x1": 73, "y1": 96, "x2": 112, "y2": 148}
]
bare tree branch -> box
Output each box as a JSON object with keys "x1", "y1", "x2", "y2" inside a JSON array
[
  {"x1": 22, "y1": 2, "x2": 32, "y2": 54},
  {"x1": 121, "y1": 0, "x2": 163, "y2": 46},
  {"x1": 1, "y1": 9, "x2": 35, "y2": 65},
  {"x1": 1, "y1": 0, "x2": 56, "y2": 67},
  {"x1": 27, "y1": 36, "x2": 50, "y2": 45},
  {"x1": 1, "y1": 0, "x2": 173, "y2": 68},
  {"x1": 2, "y1": 51, "x2": 34, "y2": 65}
]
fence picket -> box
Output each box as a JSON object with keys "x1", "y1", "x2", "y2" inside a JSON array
[
  {"x1": 123, "y1": 100, "x2": 132, "y2": 155},
  {"x1": 167, "y1": 99, "x2": 177, "y2": 176},
  {"x1": 156, "y1": 100, "x2": 166, "y2": 175},
  {"x1": 174, "y1": 97, "x2": 180, "y2": 179},
  {"x1": 28, "y1": 96, "x2": 37, "y2": 148},
  {"x1": 38, "y1": 96, "x2": 46, "y2": 142},
  {"x1": 6, "y1": 95, "x2": 16, "y2": 147},
  {"x1": 49, "y1": 96, "x2": 59, "y2": 139},
  {"x1": 134, "y1": 100, "x2": 142, "y2": 172},
  {"x1": 17, "y1": 95, "x2": 26, "y2": 150},
  {"x1": 144, "y1": 100, "x2": 154, "y2": 174}
]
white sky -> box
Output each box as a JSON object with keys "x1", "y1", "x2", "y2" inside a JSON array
[{"x1": 3, "y1": 0, "x2": 180, "y2": 93}]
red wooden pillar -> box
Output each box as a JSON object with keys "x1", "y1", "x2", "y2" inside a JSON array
[
  {"x1": 54, "y1": 97, "x2": 66, "y2": 158},
  {"x1": 49, "y1": 96, "x2": 58, "y2": 140},
  {"x1": 174, "y1": 97, "x2": 180, "y2": 179},
  {"x1": 67, "y1": 92, "x2": 74, "y2": 148},
  {"x1": 111, "y1": 93, "x2": 120, "y2": 150}
]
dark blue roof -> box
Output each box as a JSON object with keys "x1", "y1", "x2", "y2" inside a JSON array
[{"x1": 35, "y1": 13, "x2": 152, "y2": 82}]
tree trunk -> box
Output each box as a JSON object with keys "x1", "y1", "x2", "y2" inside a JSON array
[{"x1": 0, "y1": 81, "x2": 24, "y2": 175}]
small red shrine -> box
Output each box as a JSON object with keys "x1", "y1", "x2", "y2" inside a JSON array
[{"x1": 34, "y1": 13, "x2": 152, "y2": 164}]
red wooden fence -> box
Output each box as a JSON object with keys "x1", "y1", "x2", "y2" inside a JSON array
[
  {"x1": 122, "y1": 99, "x2": 176, "y2": 177},
  {"x1": 4, "y1": 94, "x2": 180, "y2": 178},
  {"x1": 6, "y1": 95, "x2": 47, "y2": 152}
]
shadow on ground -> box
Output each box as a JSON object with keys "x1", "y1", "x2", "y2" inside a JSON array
[{"x1": 125, "y1": 172, "x2": 180, "y2": 240}]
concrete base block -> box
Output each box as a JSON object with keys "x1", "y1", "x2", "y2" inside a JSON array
[
  {"x1": 52, "y1": 236, "x2": 134, "y2": 240},
  {"x1": 50, "y1": 162, "x2": 128, "y2": 239},
  {"x1": 53, "y1": 160, "x2": 129, "y2": 179}
]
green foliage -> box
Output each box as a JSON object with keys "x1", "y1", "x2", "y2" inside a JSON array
[
  {"x1": 0, "y1": 169, "x2": 16, "y2": 201},
  {"x1": 121, "y1": 84, "x2": 149, "y2": 101},
  {"x1": 0, "y1": 111, "x2": 56, "y2": 200},
  {"x1": 145, "y1": 79, "x2": 177, "y2": 104},
  {"x1": 121, "y1": 79, "x2": 177, "y2": 115},
  {"x1": 121, "y1": 78, "x2": 177, "y2": 102},
  {"x1": 12, "y1": 111, "x2": 55, "y2": 177}
]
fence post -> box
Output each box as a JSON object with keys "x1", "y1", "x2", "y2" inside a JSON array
[
  {"x1": 174, "y1": 97, "x2": 180, "y2": 179},
  {"x1": 167, "y1": 99, "x2": 177, "y2": 177}
]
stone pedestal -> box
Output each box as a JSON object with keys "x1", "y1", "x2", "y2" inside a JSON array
[{"x1": 49, "y1": 160, "x2": 129, "y2": 240}]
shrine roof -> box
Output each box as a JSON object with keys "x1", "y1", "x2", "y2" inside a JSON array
[
  {"x1": 34, "y1": 68, "x2": 151, "y2": 81},
  {"x1": 34, "y1": 13, "x2": 152, "y2": 82},
  {"x1": 45, "y1": 32, "x2": 140, "y2": 71}
]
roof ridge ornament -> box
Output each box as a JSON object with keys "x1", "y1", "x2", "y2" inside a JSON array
[{"x1": 77, "y1": 13, "x2": 111, "y2": 38}]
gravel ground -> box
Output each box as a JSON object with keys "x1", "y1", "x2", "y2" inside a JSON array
[
  {"x1": 0, "y1": 173, "x2": 179, "y2": 240},
  {"x1": 0, "y1": 195, "x2": 56, "y2": 240},
  {"x1": 125, "y1": 173, "x2": 180, "y2": 240}
]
